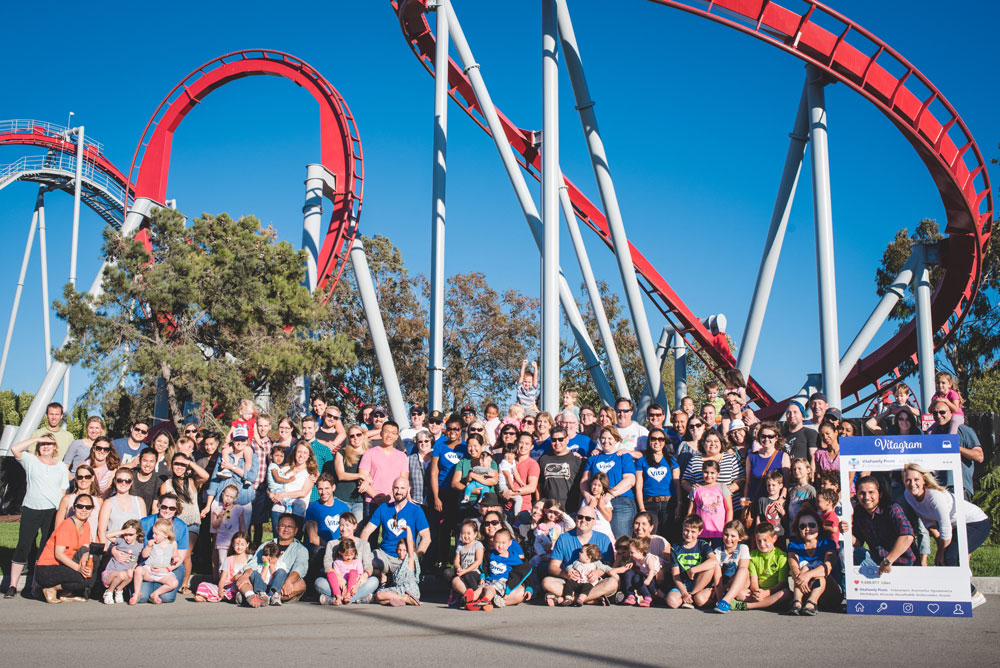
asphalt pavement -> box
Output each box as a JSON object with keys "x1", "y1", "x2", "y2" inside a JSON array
[{"x1": 1, "y1": 593, "x2": 997, "y2": 667}]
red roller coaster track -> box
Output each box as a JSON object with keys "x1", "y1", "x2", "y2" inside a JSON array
[
  {"x1": 125, "y1": 49, "x2": 364, "y2": 300},
  {"x1": 392, "y1": 0, "x2": 992, "y2": 416}
]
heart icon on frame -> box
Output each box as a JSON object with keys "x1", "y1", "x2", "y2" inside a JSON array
[{"x1": 927, "y1": 603, "x2": 940, "y2": 614}]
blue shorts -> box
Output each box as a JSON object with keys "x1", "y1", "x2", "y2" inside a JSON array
[{"x1": 670, "y1": 578, "x2": 695, "y2": 594}]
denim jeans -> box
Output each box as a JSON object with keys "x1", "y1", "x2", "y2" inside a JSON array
[
  {"x1": 249, "y1": 568, "x2": 288, "y2": 595},
  {"x1": 313, "y1": 574, "x2": 379, "y2": 603},
  {"x1": 610, "y1": 496, "x2": 638, "y2": 539}
]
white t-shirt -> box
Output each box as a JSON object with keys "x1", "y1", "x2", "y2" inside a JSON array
[
  {"x1": 271, "y1": 466, "x2": 310, "y2": 516},
  {"x1": 211, "y1": 500, "x2": 248, "y2": 547},
  {"x1": 905, "y1": 488, "x2": 989, "y2": 542},
  {"x1": 19, "y1": 452, "x2": 69, "y2": 510},
  {"x1": 616, "y1": 422, "x2": 649, "y2": 452},
  {"x1": 398, "y1": 427, "x2": 420, "y2": 452},
  {"x1": 713, "y1": 543, "x2": 750, "y2": 579}
]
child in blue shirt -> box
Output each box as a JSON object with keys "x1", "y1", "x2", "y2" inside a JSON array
[{"x1": 666, "y1": 515, "x2": 717, "y2": 609}]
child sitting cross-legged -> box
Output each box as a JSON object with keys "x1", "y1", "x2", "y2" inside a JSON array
[
  {"x1": 711, "y1": 520, "x2": 751, "y2": 613},
  {"x1": 622, "y1": 536, "x2": 661, "y2": 607},
  {"x1": 784, "y1": 507, "x2": 837, "y2": 616},
  {"x1": 666, "y1": 516, "x2": 717, "y2": 609},
  {"x1": 559, "y1": 543, "x2": 613, "y2": 607},
  {"x1": 746, "y1": 522, "x2": 791, "y2": 610}
]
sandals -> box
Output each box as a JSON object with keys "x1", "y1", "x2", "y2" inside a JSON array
[
  {"x1": 546, "y1": 593, "x2": 557, "y2": 607},
  {"x1": 180, "y1": 586, "x2": 193, "y2": 595},
  {"x1": 801, "y1": 601, "x2": 818, "y2": 616},
  {"x1": 783, "y1": 601, "x2": 803, "y2": 616}
]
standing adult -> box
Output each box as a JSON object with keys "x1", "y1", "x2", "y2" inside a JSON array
[
  {"x1": 929, "y1": 400, "x2": 984, "y2": 500},
  {"x1": 85, "y1": 436, "x2": 120, "y2": 497},
  {"x1": 333, "y1": 426, "x2": 369, "y2": 521},
  {"x1": 530, "y1": 412, "x2": 554, "y2": 459},
  {"x1": 902, "y1": 463, "x2": 990, "y2": 608},
  {"x1": 358, "y1": 421, "x2": 409, "y2": 517},
  {"x1": 63, "y1": 416, "x2": 106, "y2": 473},
  {"x1": 669, "y1": 409, "x2": 689, "y2": 450},
  {"x1": 806, "y1": 392, "x2": 828, "y2": 431},
  {"x1": 580, "y1": 427, "x2": 637, "y2": 539},
  {"x1": 235, "y1": 514, "x2": 309, "y2": 606},
  {"x1": 31, "y1": 402, "x2": 75, "y2": 461},
  {"x1": 96, "y1": 467, "x2": 147, "y2": 545},
  {"x1": 676, "y1": 417, "x2": 706, "y2": 475},
  {"x1": 538, "y1": 431, "x2": 583, "y2": 510},
  {"x1": 112, "y1": 421, "x2": 149, "y2": 468},
  {"x1": 784, "y1": 402, "x2": 818, "y2": 461},
  {"x1": 682, "y1": 429, "x2": 745, "y2": 501},
  {"x1": 300, "y1": 416, "x2": 332, "y2": 502},
  {"x1": 33, "y1": 494, "x2": 99, "y2": 603},
  {"x1": 613, "y1": 398, "x2": 649, "y2": 455},
  {"x1": 635, "y1": 428, "x2": 681, "y2": 539},
  {"x1": 451, "y1": 434, "x2": 498, "y2": 511},
  {"x1": 399, "y1": 406, "x2": 427, "y2": 452},
  {"x1": 160, "y1": 453, "x2": 209, "y2": 593},
  {"x1": 813, "y1": 422, "x2": 845, "y2": 482},
  {"x1": 273, "y1": 417, "x2": 299, "y2": 454},
  {"x1": 579, "y1": 406, "x2": 599, "y2": 442},
  {"x1": 542, "y1": 506, "x2": 617, "y2": 605},
  {"x1": 430, "y1": 416, "x2": 467, "y2": 564},
  {"x1": 742, "y1": 423, "x2": 789, "y2": 505},
  {"x1": 499, "y1": 431, "x2": 539, "y2": 520},
  {"x1": 6, "y1": 436, "x2": 70, "y2": 598},
  {"x1": 149, "y1": 431, "x2": 177, "y2": 478},
  {"x1": 407, "y1": 429, "x2": 434, "y2": 509},
  {"x1": 268, "y1": 441, "x2": 317, "y2": 526},
  {"x1": 557, "y1": 411, "x2": 590, "y2": 458},
  {"x1": 311, "y1": 395, "x2": 329, "y2": 422}
]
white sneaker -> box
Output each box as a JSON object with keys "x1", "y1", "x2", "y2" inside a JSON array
[
  {"x1": 114, "y1": 590, "x2": 125, "y2": 604},
  {"x1": 319, "y1": 594, "x2": 333, "y2": 606},
  {"x1": 680, "y1": 602, "x2": 695, "y2": 609},
  {"x1": 103, "y1": 591, "x2": 115, "y2": 605},
  {"x1": 270, "y1": 592, "x2": 282, "y2": 606},
  {"x1": 972, "y1": 592, "x2": 987, "y2": 609}
]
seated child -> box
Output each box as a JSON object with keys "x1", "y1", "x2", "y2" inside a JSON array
[
  {"x1": 245, "y1": 542, "x2": 288, "y2": 607},
  {"x1": 666, "y1": 516, "x2": 717, "y2": 609},
  {"x1": 451, "y1": 520, "x2": 484, "y2": 606},
  {"x1": 746, "y1": 523, "x2": 791, "y2": 610},
  {"x1": 130, "y1": 518, "x2": 180, "y2": 605},
  {"x1": 195, "y1": 531, "x2": 250, "y2": 603},
  {"x1": 102, "y1": 519, "x2": 144, "y2": 605},
  {"x1": 323, "y1": 538, "x2": 364, "y2": 606},
  {"x1": 560, "y1": 543, "x2": 612, "y2": 607},
  {"x1": 530, "y1": 499, "x2": 565, "y2": 569},
  {"x1": 469, "y1": 529, "x2": 523, "y2": 611},
  {"x1": 375, "y1": 528, "x2": 421, "y2": 607},
  {"x1": 622, "y1": 537, "x2": 661, "y2": 607},
  {"x1": 712, "y1": 520, "x2": 751, "y2": 613}
]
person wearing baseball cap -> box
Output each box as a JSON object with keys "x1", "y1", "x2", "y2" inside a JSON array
[{"x1": 427, "y1": 410, "x2": 446, "y2": 446}]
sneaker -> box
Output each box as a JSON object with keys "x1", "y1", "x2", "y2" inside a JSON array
[
  {"x1": 103, "y1": 591, "x2": 115, "y2": 605},
  {"x1": 730, "y1": 600, "x2": 748, "y2": 611},
  {"x1": 714, "y1": 600, "x2": 731, "y2": 614},
  {"x1": 639, "y1": 596, "x2": 652, "y2": 608},
  {"x1": 493, "y1": 594, "x2": 506, "y2": 608},
  {"x1": 680, "y1": 601, "x2": 695, "y2": 609},
  {"x1": 270, "y1": 592, "x2": 282, "y2": 606},
  {"x1": 319, "y1": 594, "x2": 334, "y2": 606},
  {"x1": 114, "y1": 590, "x2": 125, "y2": 605},
  {"x1": 614, "y1": 591, "x2": 625, "y2": 604},
  {"x1": 4, "y1": 587, "x2": 16, "y2": 599},
  {"x1": 446, "y1": 591, "x2": 458, "y2": 607},
  {"x1": 235, "y1": 591, "x2": 245, "y2": 606},
  {"x1": 972, "y1": 592, "x2": 987, "y2": 609}
]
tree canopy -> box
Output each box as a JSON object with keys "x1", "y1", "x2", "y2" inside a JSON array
[{"x1": 54, "y1": 208, "x2": 355, "y2": 429}]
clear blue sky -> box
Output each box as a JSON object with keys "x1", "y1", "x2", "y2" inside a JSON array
[{"x1": 0, "y1": 1, "x2": 996, "y2": 414}]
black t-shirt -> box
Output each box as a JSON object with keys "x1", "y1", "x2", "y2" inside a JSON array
[
  {"x1": 317, "y1": 428, "x2": 339, "y2": 447},
  {"x1": 538, "y1": 452, "x2": 583, "y2": 509},
  {"x1": 132, "y1": 472, "x2": 167, "y2": 510},
  {"x1": 784, "y1": 426, "x2": 817, "y2": 461}
]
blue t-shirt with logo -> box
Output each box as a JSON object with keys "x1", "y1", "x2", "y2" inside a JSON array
[
  {"x1": 637, "y1": 455, "x2": 677, "y2": 498},
  {"x1": 432, "y1": 441, "x2": 467, "y2": 485},
  {"x1": 368, "y1": 500, "x2": 430, "y2": 555},
  {"x1": 485, "y1": 541, "x2": 524, "y2": 581},
  {"x1": 304, "y1": 498, "x2": 351, "y2": 543},
  {"x1": 586, "y1": 452, "x2": 637, "y2": 498}
]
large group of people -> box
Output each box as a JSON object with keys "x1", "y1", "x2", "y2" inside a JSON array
[{"x1": 1, "y1": 366, "x2": 991, "y2": 614}]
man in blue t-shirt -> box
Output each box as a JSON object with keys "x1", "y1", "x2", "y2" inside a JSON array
[
  {"x1": 303, "y1": 474, "x2": 351, "y2": 557},
  {"x1": 113, "y1": 421, "x2": 149, "y2": 467},
  {"x1": 360, "y1": 476, "x2": 431, "y2": 581},
  {"x1": 542, "y1": 506, "x2": 617, "y2": 605}
]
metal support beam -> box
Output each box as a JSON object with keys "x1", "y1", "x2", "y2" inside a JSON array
[
  {"x1": 10, "y1": 198, "x2": 156, "y2": 449},
  {"x1": 428, "y1": 2, "x2": 450, "y2": 412},
  {"x1": 349, "y1": 238, "x2": 410, "y2": 430},
  {"x1": 38, "y1": 193, "x2": 51, "y2": 370},
  {"x1": 0, "y1": 191, "x2": 41, "y2": 386},
  {"x1": 737, "y1": 88, "x2": 809, "y2": 378},
  {"x1": 555, "y1": 0, "x2": 661, "y2": 404},
  {"x1": 839, "y1": 260, "x2": 915, "y2": 380},
  {"x1": 444, "y1": 1, "x2": 615, "y2": 406},
  {"x1": 541, "y1": 0, "x2": 560, "y2": 414},
  {"x1": 673, "y1": 332, "x2": 688, "y2": 404},
  {"x1": 69, "y1": 126, "x2": 84, "y2": 287},
  {"x1": 806, "y1": 66, "x2": 841, "y2": 408},
  {"x1": 636, "y1": 326, "x2": 672, "y2": 422},
  {"x1": 913, "y1": 243, "x2": 938, "y2": 411},
  {"x1": 559, "y1": 182, "x2": 628, "y2": 399},
  {"x1": 302, "y1": 165, "x2": 327, "y2": 293}
]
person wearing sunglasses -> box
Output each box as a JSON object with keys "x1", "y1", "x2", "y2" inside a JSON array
[
  {"x1": 614, "y1": 398, "x2": 648, "y2": 456},
  {"x1": 55, "y1": 464, "x2": 104, "y2": 542},
  {"x1": 399, "y1": 406, "x2": 427, "y2": 452},
  {"x1": 63, "y1": 416, "x2": 107, "y2": 474},
  {"x1": 784, "y1": 510, "x2": 836, "y2": 615},
  {"x1": 317, "y1": 407, "x2": 346, "y2": 453},
  {"x1": 113, "y1": 421, "x2": 150, "y2": 468},
  {"x1": 928, "y1": 400, "x2": 984, "y2": 500},
  {"x1": 6, "y1": 436, "x2": 71, "y2": 599},
  {"x1": 34, "y1": 493, "x2": 100, "y2": 603},
  {"x1": 133, "y1": 492, "x2": 190, "y2": 603},
  {"x1": 97, "y1": 467, "x2": 148, "y2": 546},
  {"x1": 477, "y1": 510, "x2": 533, "y2": 607},
  {"x1": 542, "y1": 507, "x2": 617, "y2": 606},
  {"x1": 85, "y1": 436, "x2": 122, "y2": 496}
]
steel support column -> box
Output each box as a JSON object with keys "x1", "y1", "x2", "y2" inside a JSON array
[
  {"x1": 349, "y1": 238, "x2": 410, "y2": 429},
  {"x1": 559, "y1": 182, "x2": 628, "y2": 399},
  {"x1": 0, "y1": 191, "x2": 41, "y2": 386},
  {"x1": 636, "y1": 326, "x2": 672, "y2": 422},
  {"x1": 913, "y1": 244, "x2": 937, "y2": 411},
  {"x1": 839, "y1": 261, "x2": 914, "y2": 380},
  {"x1": 555, "y1": 0, "x2": 661, "y2": 404},
  {"x1": 806, "y1": 66, "x2": 841, "y2": 408},
  {"x1": 444, "y1": 1, "x2": 615, "y2": 406},
  {"x1": 541, "y1": 0, "x2": 560, "y2": 414},
  {"x1": 302, "y1": 165, "x2": 326, "y2": 293},
  {"x1": 737, "y1": 88, "x2": 809, "y2": 378},
  {"x1": 673, "y1": 332, "x2": 688, "y2": 404},
  {"x1": 428, "y1": 1, "x2": 450, "y2": 412},
  {"x1": 38, "y1": 193, "x2": 51, "y2": 370}
]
